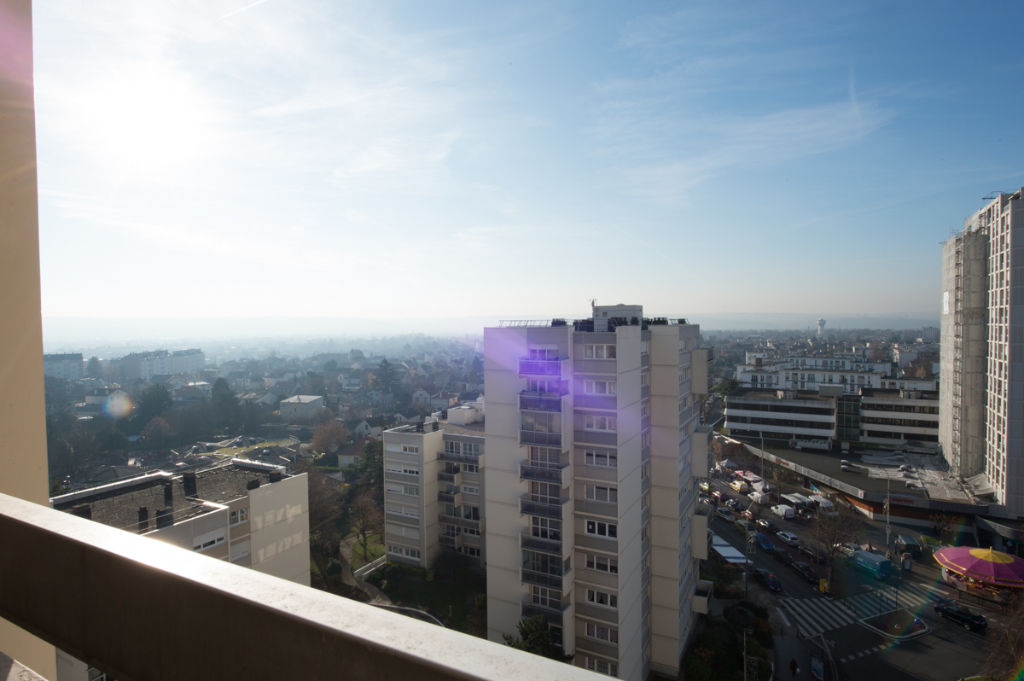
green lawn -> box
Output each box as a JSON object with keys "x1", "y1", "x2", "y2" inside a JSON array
[
  {"x1": 348, "y1": 532, "x2": 385, "y2": 569},
  {"x1": 367, "y1": 558, "x2": 486, "y2": 634}
]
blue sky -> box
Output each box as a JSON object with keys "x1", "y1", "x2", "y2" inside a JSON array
[{"x1": 32, "y1": 1, "x2": 1024, "y2": 336}]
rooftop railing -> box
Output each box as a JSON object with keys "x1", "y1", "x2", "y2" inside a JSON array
[{"x1": 0, "y1": 492, "x2": 604, "y2": 681}]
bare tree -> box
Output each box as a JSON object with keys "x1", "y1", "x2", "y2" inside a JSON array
[
  {"x1": 987, "y1": 595, "x2": 1024, "y2": 679},
  {"x1": 312, "y1": 419, "x2": 349, "y2": 455},
  {"x1": 350, "y1": 490, "x2": 383, "y2": 561}
]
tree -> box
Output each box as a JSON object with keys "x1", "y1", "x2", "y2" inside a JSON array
[
  {"x1": 131, "y1": 384, "x2": 172, "y2": 432},
  {"x1": 312, "y1": 419, "x2": 348, "y2": 454},
  {"x1": 140, "y1": 416, "x2": 173, "y2": 446},
  {"x1": 85, "y1": 356, "x2": 102, "y2": 378},
  {"x1": 503, "y1": 615, "x2": 567, "y2": 660},
  {"x1": 374, "y1": 359, "x2": 397, "y2": 394},
  {"x1": 350, "y1": 490, "x2": 383, "y2": 561},
  {"x1": 987, "y1": 596, "x2": 1024, "y2": 679},
  {"x1": 712, "y1": 378, "x2": 741, "y2": 396},
  {"x1": 211, "y1": 378, "x2": 241, "y2": 430}
]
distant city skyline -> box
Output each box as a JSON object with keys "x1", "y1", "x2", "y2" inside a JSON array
[{"x1": 33, "y1": 3, "x2": 1024, "y2": 326}]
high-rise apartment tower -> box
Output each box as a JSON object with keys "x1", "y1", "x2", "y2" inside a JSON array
[
  {"x1": 483, "y1": 304, "x2": 710, "y2": 680},
  {"x1": 940, "y1": 189, "x2": 1024, "y2": 515}
]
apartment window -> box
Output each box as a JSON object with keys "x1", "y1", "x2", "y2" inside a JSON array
[
  {"x1": 585, "y1": 657, "x2": 618, "y2": 677},
  {"x1": 586, "y1": 588, "x2": 618, "y2": 609},
  {"x1": 444, "y1": 441, "x2": 461, "y2": 455},
  {"x1": 522, "y1": 411, "x2": 559, "y2": 433},
  {"x1": 462, "y1": 485, "x2": 480, "y2": 496},
  {"x1": 229, "y1": 507, "x2": 248, "y2": 525},
  {"x1": 583, "y1": 379, "x2": 616, "y2": 395},
  {"x1": 530, "y1": 481, "x2": 561, "y2": 503},
  {"x1": 387, "y1": 545, "x2": 421, "y2": 559},
  {"x1": 386, "y1": 482, "x2": 419, "y2": 496},
  {"x1": 526, "y1": 377, "x2": 560, "y2": 393},
  {"x1": 393, "y1": 505, "x2": 420, "y2": 519},
  {"x1": 531, "y1": 516, "x2": 561, "y2": 541},
  {"x1": 585, "y1": 621, "x2": 618, "y2": 643},
  {"x1": 385, "y1": 464, "x2": 420, "y2": 476},
  {"x1": 584, "y1": 415, "x2": 616, "y2": 432},
  {"x1": 585, "y1": 520, "x2": 617, "y2": 538},
  {"x1": 463, "y1": 546, "x2": 481, "y2": 557},
  {"x1": 583, "y1": 344, "x2": 617, "y2": 359},
  {"x1": 463, "y1": 505, "x2": 481, "y2": 521},
  {"x1": 532, "y1": 585, "x2": 560, "y2": 609},
  {"x1": 401, "y1": 445, "x2": 419, "y2": 454},
  {"x1": 443, "y1": 503, "x2": 458, "y2": 517},
  {"x1": 529, "y1": 446, "x2": 561, "y2": 468},
  {"x1": 443, "y1": 524, "x2": 460, "y2": 537},
  {"x1": 529, "y1": 348, "x2": 559, "y2": 360},
  {"x1": 463, "y1": 526, "x2": 480, "y2": 536},
  {"x1": 584, "y1": 449, "x2": 617, "y2": 468},
  {"x1": 192, "y1": 529, "x2": 226, "y2": 552},
  {"x1": 586, "y1": 553, "x2": 618, "y2": 573},
  {"x1": 463, "y1": 442, "x2": 481, "y2": 455},
  {"x1": 461, "y1": 463, "x2": 479, "y2": 473},
  {"x1": 386, "y1": 524, "x2": 421, "y2": 540},
  {"x1": 585, "y1": 484, "x2": 617, "y2": 503}
]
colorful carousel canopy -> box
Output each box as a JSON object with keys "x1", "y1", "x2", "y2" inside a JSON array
[{"x1": 933, "y1": 546, "x2": 1024, "y2": 588}]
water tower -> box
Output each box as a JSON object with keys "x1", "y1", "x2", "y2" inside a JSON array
[{"x1": 816, "y1": 318, "x2": 826, "y2": 338}]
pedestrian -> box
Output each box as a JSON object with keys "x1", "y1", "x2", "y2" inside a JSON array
[{"x1": 790, "y1": 657, "x2": 799, "y2": 679}]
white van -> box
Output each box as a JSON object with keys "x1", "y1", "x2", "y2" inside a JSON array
[{"x1": 771, "y1": 504, "x2": 795, "y2": 519}]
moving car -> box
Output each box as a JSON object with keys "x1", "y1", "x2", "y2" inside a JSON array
[
  {"x1": 756, "y1": 518, "x2": 774, "y2": 532},
  {"x1": 790, "y1": 561, "x2": 818, "y2": 584},
  {"x1": 935, "y1": 602, "x2": 987, "y2": 632},
  {"x1": 799, "y1": 543, "x2": 828, "y2": 564},
  {"x1": 740, "y1": 508, "x2": 755, "y2": 520},
  {"x1": 776, "y1": 531, "x2": 800, "y2": 546},
  {"x1": 755, "y1": 568, "x2": 783, "y2": 593}
]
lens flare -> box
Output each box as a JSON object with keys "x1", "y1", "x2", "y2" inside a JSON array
[{"x1": 103, "y1": 392, "x2": 134, "y2": 419}]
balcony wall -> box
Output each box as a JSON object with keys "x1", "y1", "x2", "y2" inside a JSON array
[{"x1": 0, "y1": 492, "x2": 610, "y2": 681}]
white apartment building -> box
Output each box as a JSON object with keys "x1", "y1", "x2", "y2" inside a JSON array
[
  {"x1": 42, "y1": 353, "x2": 83, "y2": 381},
  {"x1": 50, "y1": 459, "x2": 310, "y2": 680},
  {"x1": 118, "y1": 349, "x2": 205, "y2": 381},
  {"x1": 940, "y1": 189, "x2": 1024, "y2": 515},
  {"x1": 382, "y1": 417, "x2": 486, "y2": 568},
  {"x1": 724, "y1": 387, "x2": 939, "y2": 449},
  {"x1": 735, "y1": 355, "x2": 892, "y2": 393},
  {"x1": 483, "y1": 304, "x2": 710, "y2": 681}
]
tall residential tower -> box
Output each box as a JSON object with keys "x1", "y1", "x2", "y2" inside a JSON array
[
  {"x1": 940, "y1": 189, "x2": 1024, "y2": 515},
  {"x1": 483, "y1": 304, "x2": 710, "y2": 680}
]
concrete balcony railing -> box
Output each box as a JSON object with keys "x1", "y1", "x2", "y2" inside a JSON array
[
  {"x1": 519, "y1": 461, "x2": 570, "y2": 487},
  {"x1": 0, "y1": 492, "x2": 605, "y2": 681},
  {"x1": 692, "y1": 578, "x2": 714, "y2": 615}
]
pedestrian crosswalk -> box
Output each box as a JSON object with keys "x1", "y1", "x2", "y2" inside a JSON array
[{"x1": 779, "y1": 581, "x2": 947, "y2": 639}]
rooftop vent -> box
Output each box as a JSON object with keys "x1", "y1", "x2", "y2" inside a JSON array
[
  {"x1": 183, "y1": 471, "x2": 197, "y2": 497},
  {"x1": 246, "y1": 479, "x2": 261, "y2": 491}
]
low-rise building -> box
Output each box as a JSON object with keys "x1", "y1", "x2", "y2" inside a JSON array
[{"x1": 280, "y1": 394, "x2": 325, "y2": 422}]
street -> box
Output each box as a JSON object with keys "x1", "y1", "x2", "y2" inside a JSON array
[{"x1": 705, "y1": 478, "x2": 999, "y2": 681}]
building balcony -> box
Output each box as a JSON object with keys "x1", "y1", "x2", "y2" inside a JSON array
[
  {"x1": 0, "y1": 491, "x2": 603, "y2": 681},
  {"x1": 437, "y1": 490, "x2": 461, "y2": 504},
  {"x1": 439, "y1": 450, "x2": 481, "y2": 465},
  {"x1": 520, "y1": 530, "x2": 563, "y2": 555},
  {"x1": 574, "y1": 499, "x2": 617, "y2": 518},
  {"x1": 521, "y1": 595, "x2": 571, "y2": 624},
  {"x1": 692, "y1": 579, "x2": 714, "y2": 615},
  {"x1": 520, "y1": 494, "x2": 570, "y2": 520},
  {"x1": 437, "y1": 471, "x2": 458, "y2": 484},
  {"x1": 520, "y1": 430, "x2": 562, "y2": 447},
  {"x1": 520, "y1": 461, "x2": 570, "y2": 487},
  {"x1": 519, "y1": 392, "x2": 564, "y2": 412},
  {"x1": 521, "y1": 568, "x2": 564, "y2": 590},
  {"x1": 518, "y1": 358, "x2": 562, "y2": 377}
]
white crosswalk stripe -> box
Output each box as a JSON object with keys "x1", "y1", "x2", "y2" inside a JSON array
[
  {"x1": 780, "y1": 581, "x2": 945, "y2": 638},
  {"x1": 779, "y1": 597, "x2": 857, "y2": 638}
]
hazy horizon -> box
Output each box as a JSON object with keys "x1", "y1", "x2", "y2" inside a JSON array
[{"x1": 42, "y1": 312, "x2": 939, "y2": 356}]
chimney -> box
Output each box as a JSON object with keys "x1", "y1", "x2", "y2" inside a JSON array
[
  {"x1": 246, "y1": 478, "x2": 261, "y2": 490},
  {"x1": 183, "y1": 471, "x2": 198, "y2": 497},
  {"x1": 138, "y1": 507, "x2": 149, "y2": 532},
  {"x1": 155, "y1": 508, "x2": 173, "y2": 529}
]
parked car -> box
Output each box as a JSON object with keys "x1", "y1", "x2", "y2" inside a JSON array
[
  {"x1": 735, "y1": 518, "x2": 756, "y2": 534},
  {"x1": 699, "y1": 496, "x2": 714, "y2": 505},
  {"x1": 740, "y1": 508, "x2": 755, "y2": 520},
  {"x1": 790, "y1": 561, "x2": 818, "y2": 584},
  {"x1": 799, "y1": 543, "x2": 828, "y2": 564},
  {"x1": 772, "y1": 546, "x2": 794, "y2": 567},
  {"x1": 771, "y1": 504, "x2": 795, "y2": 519},
  {"x1": 725, "y1": 498, "x2": 740, "y2": 509},
  {"x1": 755, "y1": 568, "x2": 783, "y2": 593},
  {"x1": 715, "y1": 507, "x2": 736, "y2": 522},
  {"x1": 755, "y1": 532, "x2": 775, "y2": 552},
  {"x1": 935, "y1": 602, "x2": 987, "y2": 632},
  {"x1": 834, "y1": 542, "x2": 858, "y2": 557},
  {"x1": 777, "y1": 531, "x2": 800, "y2": 546},
  {"x1": 712, "y1": 489, "x2": 724, "y2": 501},
  {"x1": 756, "y1": 518, "x2": 774, "y2": 532}
]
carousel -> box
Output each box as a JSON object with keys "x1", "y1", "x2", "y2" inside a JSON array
[{"x1": 933, "y1": 546, "x2": 1024, "y2": 601}]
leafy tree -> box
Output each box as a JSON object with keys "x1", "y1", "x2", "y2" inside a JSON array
[
  {"x1": 85, "y1": 356, "x2": 102, "y2": 378},
  {"x1": 211, "y1": 378, "x2": 241, "y2": 430},
  {"x1": 503, "y1": 615, "x2": 567, "y2": 660},
  {"x1": 140, "y1": 416, "x2": 173, "y2": 446},
  {"x1": 131, "y1": 384, "x2": 172, "y2": 432},
  {"x1": 312, "y1": 419, "x2": 348, "y2": 454},
  {"x1": 712, "y1": 378, "x2": 741, "y2": 396}
]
